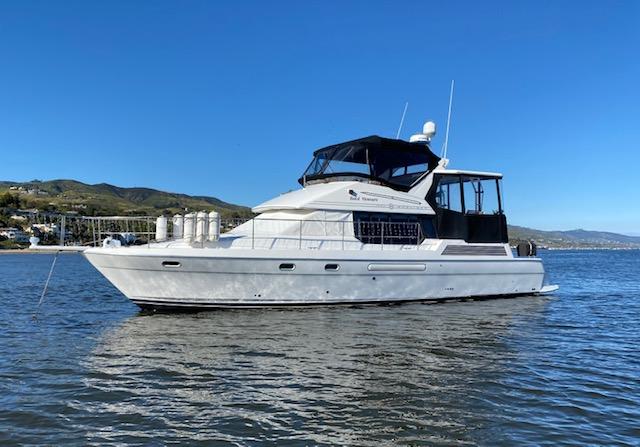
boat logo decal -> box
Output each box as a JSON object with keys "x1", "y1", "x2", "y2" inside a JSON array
[
  {"x1": 360, "y1": 191, "x2": 422, "y2": 205},
  {"x1": 349, "y1": 190, "x2": 377, "y2": 202}
]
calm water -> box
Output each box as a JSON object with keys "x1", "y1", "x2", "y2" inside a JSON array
[{"x1": 0, "y1": 251, "x2": 638, "y2": 446}]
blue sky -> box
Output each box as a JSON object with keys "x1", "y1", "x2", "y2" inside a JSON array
[{"x1": 0, "y1": 1, "x2": 638, "y2": 233}]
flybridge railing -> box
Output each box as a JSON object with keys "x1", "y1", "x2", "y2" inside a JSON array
[
  {"x1": 237, "y1": 218, "x2": 425, "y2": 250},
  {"x1": 42, "y1": 215, "x2": 426, "y2": 250}
]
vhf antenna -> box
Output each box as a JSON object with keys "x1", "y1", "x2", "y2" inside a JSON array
[
  {"x1": 442, "y1": 80, "x2": 455, "y2": 159},
  {"x1": 395, "y1": 101, "x2": 409, "y2": 139}
]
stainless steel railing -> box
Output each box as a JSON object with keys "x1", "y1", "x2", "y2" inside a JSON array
[{"x1": 52, "y1": 215, "x2": 427, "y2": 250}]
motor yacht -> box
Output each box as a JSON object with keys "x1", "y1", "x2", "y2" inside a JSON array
[{"x1": 37, "y1": 121, "x2": 558, "y2": 309}]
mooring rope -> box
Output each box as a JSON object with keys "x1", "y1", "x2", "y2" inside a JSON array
[{"x1": 33, "y1": 250, "x2": 60, "y2": 321}]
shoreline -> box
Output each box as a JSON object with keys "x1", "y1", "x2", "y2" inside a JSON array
[{"x1": 0, "y1": 249, "x2": 80, "y2": 254}]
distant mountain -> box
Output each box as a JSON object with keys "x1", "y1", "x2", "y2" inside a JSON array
[
  {"x1": 508, "y1": 225, "x2": 640, "y2": 249},
  {"x1": 0, "y1": 179, "x2": 252, "y2": 218}
]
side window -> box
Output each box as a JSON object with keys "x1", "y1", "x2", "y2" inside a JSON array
[
  {"x1": 352, "y1": 212, "x2": 434, "y2": 244},
  {"x1": 462, "y1": 177, "x2": 501, "y2": 215},
  {"x1": 391, "y1": 163, "x2": 428, "y2": 177},
  {"x1": 434, "y1": 176, "x2": 463, "y2": 212},
  {"x1": 406, "y1": 163, "x2": 428, "y2": 174}
]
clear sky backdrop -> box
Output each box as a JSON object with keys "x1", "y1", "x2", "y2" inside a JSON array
[{"x1": 1, "y1": 1, "x2": 638, "y2": 233}]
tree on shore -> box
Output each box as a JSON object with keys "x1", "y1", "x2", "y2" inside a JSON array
[{"x1": 0, "y1": 192, "x2": 21, "y2": 208}]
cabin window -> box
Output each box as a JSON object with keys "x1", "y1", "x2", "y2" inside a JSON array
[
  {"x1": 462, "y1": 177, "x2": 502, "y2": 215},
  {"x1": 427, "y1": 174, "x2": 508, "y2": 243},
  {"x1": 306, "y1": 152, "x2": 330, "y2": 176},
  {"x1": 391, "y1": 163, "x2": 429, "y2": 177},
  {"x1": 324, "y1": 152, "x2": 370, "y2": 175},
  {"x1": 305, "y1": 144, "x2": 370, "y2": 177},
  {"x1": 353, "y1": 212, "x2": 436, "y2": 245},
  {"x1": 434, "y1": 175, "x2": 463, "y2": 212}
]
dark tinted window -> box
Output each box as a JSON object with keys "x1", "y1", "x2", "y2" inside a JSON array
[{"x1": 353, "y1": 212, "x2": 436, "y2": 245}]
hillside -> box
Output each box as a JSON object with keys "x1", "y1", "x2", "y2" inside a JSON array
[
  {"x1": 0, "y1": 179, "x2": 252, "y2": 218},
  {"x1": 509, "y1": 225, "x2": 640, "y2": 249}
]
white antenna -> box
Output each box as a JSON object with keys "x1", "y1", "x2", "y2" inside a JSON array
[
  {"x1": 442, "y1": 80, "x2": 455, "y2": 159},
  {"x1": 395, "y1": 102, "x2": 409, "y2": 139}
]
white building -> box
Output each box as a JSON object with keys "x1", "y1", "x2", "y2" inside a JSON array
[{"x1": 31, "y1": 223, "x2": 59, "y2": 236}]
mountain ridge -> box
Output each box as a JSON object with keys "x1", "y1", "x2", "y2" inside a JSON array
[
  {"x1": 0, "y1": 179, "x2": 251, "y2": 217},
  {"x1": 508, "y1": 225, "x2": 640, "y2": 248}
]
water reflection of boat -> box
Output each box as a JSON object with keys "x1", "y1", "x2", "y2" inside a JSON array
[{"x1": 80, "y1": 297, "x2": 549, "y2": 443}]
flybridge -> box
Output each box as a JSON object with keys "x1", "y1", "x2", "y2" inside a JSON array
[{"x1": 299, "y1": 135, "x2": 441, "y2": 191}]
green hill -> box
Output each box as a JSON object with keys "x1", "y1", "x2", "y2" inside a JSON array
[{"x1": 0, "y1": 179, "x2": 251, "y2": 218}]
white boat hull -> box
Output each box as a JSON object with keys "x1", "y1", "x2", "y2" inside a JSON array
[{"x1": 83, "y1": 247, "x2": 548, "y2": 309}]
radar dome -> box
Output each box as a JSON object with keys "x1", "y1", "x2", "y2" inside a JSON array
[
  {"x1": 422, "y1": 121, "x2": 436, "y2": 138},
  {"x1": 409, "y1": 120, "x2": 436, "y2": 143}
]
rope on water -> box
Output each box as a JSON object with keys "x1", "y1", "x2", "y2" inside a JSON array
[{"x1": 33, "y1": 250, "x2": 60, "y2": 321}]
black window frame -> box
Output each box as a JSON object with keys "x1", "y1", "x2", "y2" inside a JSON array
[
  {"x1": 459, "y1": 176, "x2": 504, "y2": 215},
  {"x1": 428, "y1": 174, "x2": 504, "y2": 216},
  {"x1": 427, "y1": 174, "x2": 508, "y2": 243}
]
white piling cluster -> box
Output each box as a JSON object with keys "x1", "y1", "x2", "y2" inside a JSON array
[{"x1": 158, "y1": 211, "x2": 221, "y2": 245}]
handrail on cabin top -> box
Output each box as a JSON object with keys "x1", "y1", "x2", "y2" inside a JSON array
[{"x1": 63, "y1": 215, "x2": 427, "y2": 250}]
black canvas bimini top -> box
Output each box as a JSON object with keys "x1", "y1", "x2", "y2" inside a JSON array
[{"x1": 299, "y1": 135, "x2": 441, "y2": 191}]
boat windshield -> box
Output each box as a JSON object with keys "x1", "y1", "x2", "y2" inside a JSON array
[{"x1": 299, "y1": 136, "x2": 440, "y2": 191}]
